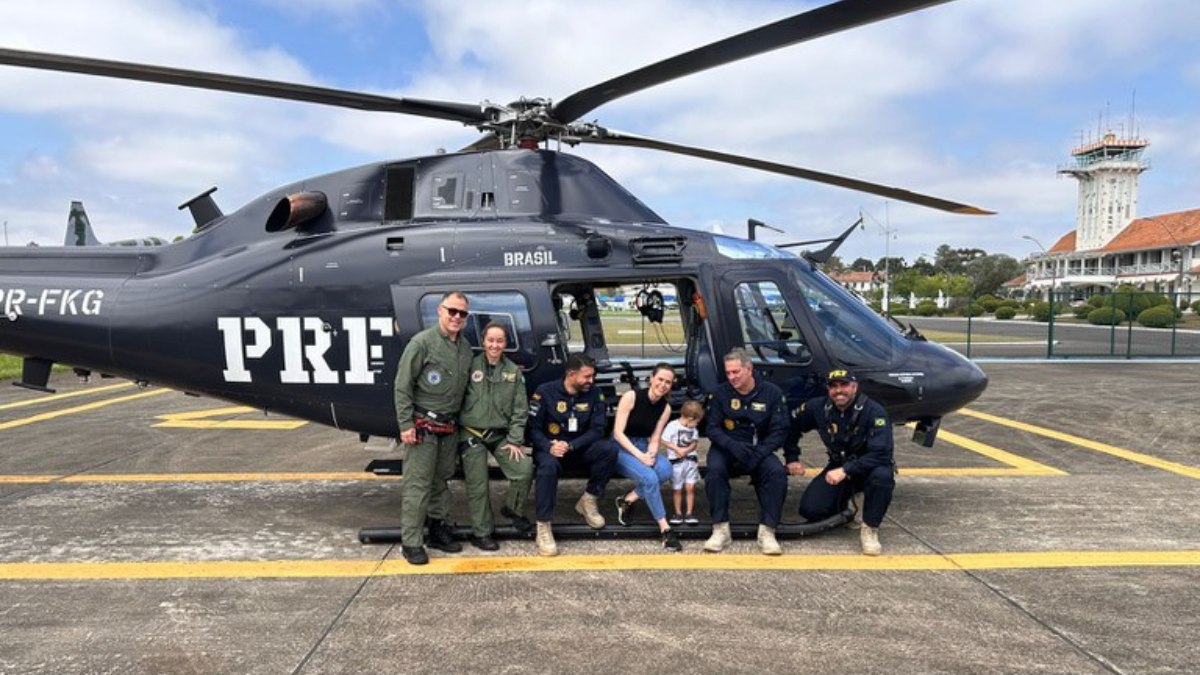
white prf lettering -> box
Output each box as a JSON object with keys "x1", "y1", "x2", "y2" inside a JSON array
[
  {"x1": 278, "y1": 317, "x2": 309, "y2": 384},
  {"x1": 278, "y1": 317, "x2": 339, "y2": 384},
  {"x1": 343, "y1": 317, "x2": 395, "y2": 384},
  {"x1": 219, "y1": 317, "x2": 272, "y2": 383},
  {"x1": 218, "y1": 317, "x2": 250, "y2": 382},
  {"x1": 303, "y1": 317, "x2": 338, "y2": 384}
]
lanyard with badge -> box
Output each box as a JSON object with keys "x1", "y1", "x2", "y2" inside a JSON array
[{"x1": 567, "y1": 395, "x2": 578, "y2": 433}]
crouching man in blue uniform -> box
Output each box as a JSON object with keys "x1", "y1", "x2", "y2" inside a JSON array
[
  {"x1": 528, "y1": 354, "x2": 616, "y2": 556},
  {"x1": 790, "y1": 369, "x2": 895, "y2": 556},
  {"x1": 703, "y1": 348, "x2": 797, "y2": 555}
]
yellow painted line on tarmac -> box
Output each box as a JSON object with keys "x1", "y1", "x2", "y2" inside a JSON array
[
  {"x1": 0, "y1": 550, "x2": 1197, "y2": 580},
  {"x1": 0, "y1": 382, "x2": 134, "y2": 411},
  {"x1": 153, "y1": 406, "x2": 308, "y2": 430},
  {"x1": 0, "y1": 472, "x2": 396, "y2": 484},
  {"x1": 894, "y1": 424, "x2": 1065, "y2": 477},
  {"x1": 0, "y1": 389, "x2": 170, "y2": 431},
  {"x1": 960, "y1": 408, "x2": 1200, "y2": 480}
]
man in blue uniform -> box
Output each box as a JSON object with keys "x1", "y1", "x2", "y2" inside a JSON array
[
  {"x1": 789, "y1": 369, "x2": 895, "y2": 556},
  {"x1": 703, "y1": 348, "x2": 797, "y2": 555},
  {"x1": 528, "y1": 353, "x2": 616, "y2": 556}
]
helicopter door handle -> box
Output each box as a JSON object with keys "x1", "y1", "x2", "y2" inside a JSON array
[{"x1": 540, "y1": 333, "x2": 564, "y2": 365}]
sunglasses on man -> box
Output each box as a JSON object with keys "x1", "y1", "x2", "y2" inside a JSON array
[{"x1": 441, "y1": 305, "x2": 470, "y2": 319}]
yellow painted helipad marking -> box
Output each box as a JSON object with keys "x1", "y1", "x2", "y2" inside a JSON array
[
  {"x1": 0, "y1": 388, "x2": 169, "y2": 431},
  {"x1": 0, "y1": 550, "x2": 1196, "y2": 580},
  {"x1": 896, "y1": 425, "x2": 1065, "y2": 477},
  {"x1": 153, "y1": 406, "x2": 308, "y2": 430},
  {"x1": 0, "y1": 382, "x2": 134, "y2": 410},
  {"x1": 961, "y1": 408, "x2": 1200, "y2": 480}
]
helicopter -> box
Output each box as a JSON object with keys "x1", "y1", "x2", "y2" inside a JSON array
[{"x1": 0, "y1": 0, "x2": 988, "y2": 480}]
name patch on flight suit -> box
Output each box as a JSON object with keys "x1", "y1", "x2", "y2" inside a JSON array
[
  {"x1": 574, "y1": 403, "x2": 590, "y2": 412},
  {"x1": 502, "y1": 372, "x2": 517, "y2": 382},
  {"x1": 751, "y1": 402, "x2": 767, "y2": 412}
]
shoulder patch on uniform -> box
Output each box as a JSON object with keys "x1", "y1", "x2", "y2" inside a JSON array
[
  {"x1": 874, "y1": 417, "x2": 886, "y2": 427},
  {"x1": 800, "y1": 402, "x2": 807, "y2": 412}
]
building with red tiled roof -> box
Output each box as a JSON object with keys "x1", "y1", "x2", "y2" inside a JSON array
[
  {"x1": 1024, "y1": 131, "x2": 1197, "y2": 306},
  {"x1": 831, "y1": 270, "x2": 881, "y2": 295}
]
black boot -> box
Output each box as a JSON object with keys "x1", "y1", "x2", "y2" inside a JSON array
[
  {"x1": 401, "y1": 545, "x2": 429, "y2": 565},
  {"x1": 501, "y1": 506, "x2": 533, "y2": 535},
  {"x1": 426, "y1": 519, "x2": 463, "y2": 553}
]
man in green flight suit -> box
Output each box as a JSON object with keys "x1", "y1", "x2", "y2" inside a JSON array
[
  {"x1": 394, "y1": 290, "x2": 474, "y2": 565},
  {"x1": 456, "y1": 322, "x2": 534, "y2": 551}
]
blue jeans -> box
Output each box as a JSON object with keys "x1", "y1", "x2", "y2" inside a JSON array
[{"x1": 613, "y1": 438, "x2": 673, "y2": 521}]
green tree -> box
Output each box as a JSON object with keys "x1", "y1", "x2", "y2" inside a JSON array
[
  {"x1": 965, "y1": 254, "x2": 1022, "y2": 297},
  {"x1": 850, "y1": 257, "x2": 875, "y2": 272}
]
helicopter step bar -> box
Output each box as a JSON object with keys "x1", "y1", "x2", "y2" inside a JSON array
[
  {"x1": 365, "y1": 458, "x2": 732, "y2": 482},
  {"x1": 358, "y1": 508, "x2": 852, "y2": 544}
]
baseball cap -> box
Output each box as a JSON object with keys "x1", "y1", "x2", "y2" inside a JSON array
[{"x1": 826, "y1": 369, "x2": 857, "y2": 385}]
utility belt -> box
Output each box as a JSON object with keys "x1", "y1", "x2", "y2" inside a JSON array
[
  {"x1": 460, "y1": 426, "x2": 505, "y2": 451},
  {"x1": 413, "y1": 406, "x2": 457, "y2": 438},
  {"x1": 669, "y1": 454, "x2": 699, "y2": 465}
]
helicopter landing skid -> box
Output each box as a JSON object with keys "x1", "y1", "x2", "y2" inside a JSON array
[{"x1": 357, "y1": 508, "x2": 852, "y2": 544}]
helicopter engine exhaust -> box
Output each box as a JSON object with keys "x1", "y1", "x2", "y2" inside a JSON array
[{"x1": 266, "y1": 191, "x2": 327, "y2": 232}]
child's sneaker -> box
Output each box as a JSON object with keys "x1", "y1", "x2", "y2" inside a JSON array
[
  {"x1": 668, "y1": 513, "x2": 684, "y2": 526},
  {"x1": 684, "y1": 514, "x2": 700, "y2": 526},
  {"x1": 662, "y1": 528, "x2": 682, "y2": 552}
]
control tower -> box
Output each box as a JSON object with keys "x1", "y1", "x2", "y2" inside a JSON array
[{"x1": 1058, "y1": 132, "x2": 1149, "y2": 251}]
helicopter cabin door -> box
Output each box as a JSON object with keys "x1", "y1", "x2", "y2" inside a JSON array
[{"x1": 716, "y1": 269, "x2": 827, "y2": 405}]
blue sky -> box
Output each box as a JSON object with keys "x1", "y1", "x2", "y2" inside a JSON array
[{"x1": 2, "y1": 0, "x2": 1199, "y2": 265}]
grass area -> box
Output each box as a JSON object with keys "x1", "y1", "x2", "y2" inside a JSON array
[
  {"x1": 0, "y1": 352, "x2": 23, "y2": 381},
  {"x1": 918, "y1": 330, "x2": 1026, "y2": 344}
]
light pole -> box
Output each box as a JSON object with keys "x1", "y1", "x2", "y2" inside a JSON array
[
  {"x1": 1022, "y1": 235, "x2": 1055, "y2": 302},
  {"x1": 864, "y1": 204, "x2": 898, "y2": 315},
  {"x1": 1023, "y1": 235, "x2": 1055, "y2": 358}
]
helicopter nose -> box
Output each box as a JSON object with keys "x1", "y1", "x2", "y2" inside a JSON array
[{"x1": 908, "y1": 342, "x2": 989, "y2": 414}]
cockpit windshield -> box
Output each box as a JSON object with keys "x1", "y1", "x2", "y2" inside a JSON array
[{"x1": 790, "y1": 262, "x2": 910, "y2": 368}]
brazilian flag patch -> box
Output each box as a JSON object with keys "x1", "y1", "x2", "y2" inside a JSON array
[{"x1": 874, "y1": 418, "x2": 887, "y2": 427}]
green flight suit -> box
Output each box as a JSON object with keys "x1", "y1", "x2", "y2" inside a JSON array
[
  {"x1": 456, "y1": 353, "x2": 533, "y2": 537},
  {"x1": 394, "y1": 324, "x2": 472, "y2": 548}
]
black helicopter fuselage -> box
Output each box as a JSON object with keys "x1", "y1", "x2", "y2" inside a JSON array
[{"x1": 0, "y1": 149, "x2": 986, "y2": 442}]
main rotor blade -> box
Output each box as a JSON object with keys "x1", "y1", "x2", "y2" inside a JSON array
[
  {"x1": 581, "y1": 131, "x2": 993, "y2": 215},
  {"x1": 0, "y1": 48, "x2": 489, "y2": 125},
  {"x1": 551, "y1": 0, "x2": 953, "y2": 123}
]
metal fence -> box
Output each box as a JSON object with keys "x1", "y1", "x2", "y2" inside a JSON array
[{"x1": 888, "y1": 290, "x2": 1200, "y2": 359}]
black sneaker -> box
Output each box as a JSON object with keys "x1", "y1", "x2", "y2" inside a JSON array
[
  {"x1": 615, "y1": 497, "x2": 637, "y2": 526},
  {"x1": 501, "y1": 506, "x2": 533, "y2": 535},
  {"x1": 401, "y1": 545, "x2": 429, "y2": 565},
  {"x1": 662, "y1": 528, "x2": 682, "y2": 552},
  {"x1": 469, "y1": 535, "x2": 500, "y2": 552},
  {"x1": 668, "y1": 513, "x2": 684, "y2": 526},
  {"x1": 426, "y1": 520, "x2": 463, "y2": 553},
  {"x1": 684, "y1": 514, "x2": 700, "y2": 526}
]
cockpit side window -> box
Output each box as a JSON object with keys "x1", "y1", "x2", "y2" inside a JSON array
[
  {"x1": 732, "y1": 281, "x2": 812, "y2": 365},
  {"x1": 791, "y1": 265, "x2": 909, "y2": 368}
]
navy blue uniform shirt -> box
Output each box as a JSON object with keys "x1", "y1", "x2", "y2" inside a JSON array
[
  {"x1": 705, "y1": 379, "x2": 789, "y2": 469},
  {"x1": 528, "y1": 380, "x2": 606, "y2": 455},
  {"x1": 790, "y1": 393, "x2": 893, "y2": 478}
]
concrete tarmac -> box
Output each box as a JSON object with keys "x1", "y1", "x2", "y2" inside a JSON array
[{"x1": 0, "y1": 363, "x2": 1197, "y2": 674}]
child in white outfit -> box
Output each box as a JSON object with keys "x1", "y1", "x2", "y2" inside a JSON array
[{"x1": 660, "y1": 400, "x2": 704, "y2": 526}]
